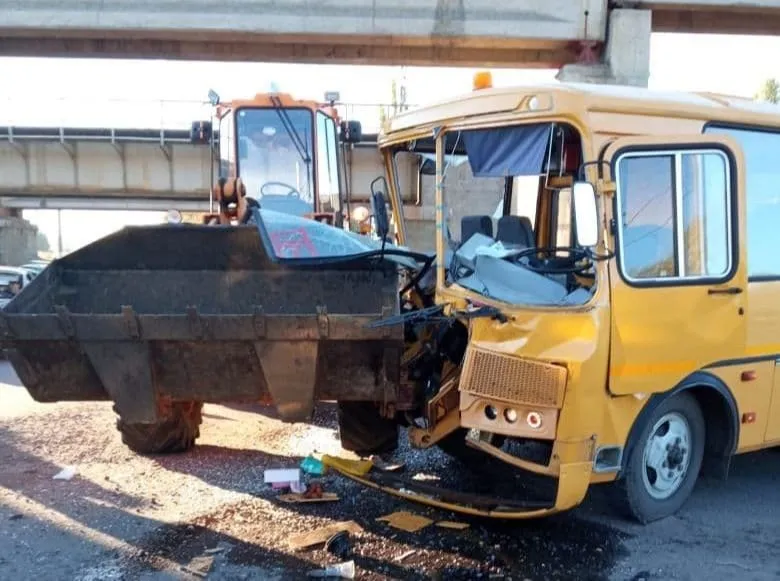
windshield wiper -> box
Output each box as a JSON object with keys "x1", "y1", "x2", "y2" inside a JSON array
[
  {"x1": 456, "y1": 304, "x2": 508, "y2": 323},
  {"x1": 270, "y1": 95, "x2": 311, "y2": 165}
]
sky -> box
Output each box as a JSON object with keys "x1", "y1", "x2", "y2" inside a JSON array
[{"x1": 2, "y1": 31, "x2": 780, "y2": 253}]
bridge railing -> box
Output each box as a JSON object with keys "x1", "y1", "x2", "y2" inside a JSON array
[{"x1": 0, "y1": 97, "x2": 412, "y2": 141}]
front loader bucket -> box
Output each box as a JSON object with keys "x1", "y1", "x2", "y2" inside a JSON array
[{"x1": 0, "y1": 221, "x2": 403, "y2": 424}]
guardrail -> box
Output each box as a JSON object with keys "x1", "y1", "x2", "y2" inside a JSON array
[
  {"x1": 0, "y1": 125, "x2": 380, "y2": 148},
  {"x1": 0, "y1": 97, "x2": 414, "y2": 136}
]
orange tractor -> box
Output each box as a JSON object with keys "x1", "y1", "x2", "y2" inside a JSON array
[{"x1": 190, "y1": 89, "x2": 365, "y2": 229}]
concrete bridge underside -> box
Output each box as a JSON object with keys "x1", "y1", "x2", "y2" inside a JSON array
[{"x1": 3, "y1": 2, "x2": 780, "y2": 88}]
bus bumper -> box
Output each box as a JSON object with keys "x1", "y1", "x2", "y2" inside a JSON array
[{"x1": 330, "y1": 437, "x2": 595, "y2": 519}]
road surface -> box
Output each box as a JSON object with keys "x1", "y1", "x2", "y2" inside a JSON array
[{"x1": 0, "y1": 362, "x2": 777, "y2": 580}]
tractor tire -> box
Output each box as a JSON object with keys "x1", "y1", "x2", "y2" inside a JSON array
[
  {"x1": 336, "y1": 401, "x2": 398, "y2": 457},
  {"x1": 610, "y1": 392, "x2": 705, "y2": 523},
  {"x1": 116, "y1": 401, "x2": 203, "y2": 455}
]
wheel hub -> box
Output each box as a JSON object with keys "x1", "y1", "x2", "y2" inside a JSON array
[{"x1": 641, "y1": 412, "x2": 692, "y2": 500}]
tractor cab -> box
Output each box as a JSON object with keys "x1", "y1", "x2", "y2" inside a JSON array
[{"x1": 192, "y1": 89, "x2": 362, "y2": 228}]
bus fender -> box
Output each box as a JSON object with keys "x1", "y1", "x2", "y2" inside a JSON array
[{"x1": 618, "y1": 371, "x2": 739, "y2": 481}]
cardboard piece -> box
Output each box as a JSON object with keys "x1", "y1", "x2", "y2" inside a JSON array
[
  {"x1": 435, "y1": 520, "x2": 470, "y2": 530},
  {"x1": 277, "y1": 492, "x2": 340, "y2": 504},
  {"x1": 376, "y1": 511, "x2": 433, "y2": 533},
  {"x1": 287, "y1": 521, "x2": 363, "y2": 550}
]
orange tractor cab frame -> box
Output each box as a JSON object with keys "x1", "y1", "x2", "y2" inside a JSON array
[{"x1": 191, "y1": 90, "x2": 363, "y2": 228}]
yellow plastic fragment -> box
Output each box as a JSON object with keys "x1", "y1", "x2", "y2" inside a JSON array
[{"x1": 321, "y1": 455, "x2": 374, "y2": 477}]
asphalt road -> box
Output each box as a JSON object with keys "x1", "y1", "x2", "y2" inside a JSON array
[{"x1": 0, "y1": 361, "x2": 778, "y2": 581}]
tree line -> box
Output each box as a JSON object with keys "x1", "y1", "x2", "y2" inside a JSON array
[{"x1": 756, "y1": 78, "x2": 780, "y2": 103}]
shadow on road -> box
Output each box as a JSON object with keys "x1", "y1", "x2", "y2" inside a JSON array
[{"x1": 0, "y1": 425, "x2": 327, "y2": 579}]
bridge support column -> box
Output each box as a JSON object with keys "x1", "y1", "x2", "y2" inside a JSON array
[
  {"x1": 556, "y1": 8, "x2": 651, "y2": 88},
  {"x1": 0, "y1": 210, "x2": 39, "y2": 265}
]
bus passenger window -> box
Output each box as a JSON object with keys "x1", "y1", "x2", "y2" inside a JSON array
[
  {"x1": 617, "y1": 155, "x2": 677, "y2": 279},
  {"x1": 616, "y1": 150, "x2": 732, "y2": 283}
]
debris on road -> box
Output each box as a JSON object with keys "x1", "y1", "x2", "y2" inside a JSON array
[
  {"x1": 376, "y1": 510, "x2": 433, "y2": 533},
  {"x1": 301, "y1": 455, "x2": 327, "y2": 475},
  {"x1": 263, "y1": 468, "x2": 301, "y2": 490},
  {"x1": 287, "y1": 521, "x2": 363, "y2": 551},
  {"x1": 306, "y1": 560, "x2": 355, "y2": 579},
  {"x1": 435, "y1": 520, "x2": 470, "y2": 530},
  {"x1": 369, "y1": 455, "x2": 406, "y2": 472},
  {"x1": 52, "y1": 466, "x2": 77, "y2": 480},
  {"x1": 321, "y1": 455, "x2": 373, "y2": 477},
  {"x1": 180, "y1": 555, "x2": 214, "y2": 578},
  {"x1": 324, "y1": 530, "x2": 351, "y2": 559},
  {"x1": 394, "y1": 549, "x2": 417, "y2": 562},
  {"x1": 278, "y1": 492, "x2": 339, "y2": 504}
]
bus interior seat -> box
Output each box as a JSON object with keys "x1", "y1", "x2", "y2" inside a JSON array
[
  {"x1": 496, "y1": 215, "x2": 534, "y2": 248},
  {"x1": 461, "y1": 215, "x2": 493, "y2": 242}
]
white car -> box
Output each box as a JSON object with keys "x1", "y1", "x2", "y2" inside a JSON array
[
  {"x1": 0, "y1": 266, "x2": 33, "y2": 309},
  {"x1": 19, "y1": 262, "x2": 47, "y2": 278}
]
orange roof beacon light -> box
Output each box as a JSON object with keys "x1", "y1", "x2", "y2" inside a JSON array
[{"x1": 473, "y1": 71, "x2": 493, "y2": 91}]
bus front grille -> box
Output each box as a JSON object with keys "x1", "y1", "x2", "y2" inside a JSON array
[{"x1": 459, "y1": 346, "x2": 567, "y2": 408}]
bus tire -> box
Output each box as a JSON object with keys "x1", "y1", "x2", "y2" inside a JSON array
[{"x1": 612, "y1": 392, "x2": 705, "y2": 523}]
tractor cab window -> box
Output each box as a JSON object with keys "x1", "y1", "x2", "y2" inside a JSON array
[
  {"x1": 316, "y1": 112, "x2": 341, "y2": 213},
  {"x1": 235, "y1": 108, "x2": 315, "y2": 217},
  {"x1": 218, "y1": 110, "x2": 234, "y2": 178}
]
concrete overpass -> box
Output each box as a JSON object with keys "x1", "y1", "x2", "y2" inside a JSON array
[
  {"x1": 0, "y1": 124, "x2": 390, "y2": 211},
  {"x1": 3, "y1": 2, "x2": 780, "y2": 87}
]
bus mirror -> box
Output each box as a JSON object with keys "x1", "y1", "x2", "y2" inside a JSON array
[
  {"x1": 370, "y1": 176, "x2": 390, "y2": 241},
  {"x1": 573, "y1": 181, "x2": 598, "y2": 247}
]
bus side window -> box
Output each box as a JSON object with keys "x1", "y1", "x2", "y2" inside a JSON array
[
  {"x1": 616, "y1": 150, "x2": 731, "y2": 282},
  {"x1": 704, "y1": 125, "x2": 780, "y2": 278}
]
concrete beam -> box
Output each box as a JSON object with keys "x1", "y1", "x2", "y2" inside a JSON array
[
  {"x1": 0, "y1": 196, "x2": 211, "y2": 212},
  {"x1": 557, "y1": 8, "x2": 651, "y2": 87},
  {"x1": 0, "y1": 0, "x2": 606, "y2": 67},
  {"x1": 627, "y1": 1, "x2": 780, "y2": 34},
  {"x1": 0, "y1": 139, "x2": 213, "y2": 200},
  {"x1": 0, "y1": 36, "x2": 579, "y2": 68}
]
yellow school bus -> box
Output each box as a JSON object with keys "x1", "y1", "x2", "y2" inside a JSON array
[{"x1": 373, "y1": 73, "x2": 780, "y2": 523}]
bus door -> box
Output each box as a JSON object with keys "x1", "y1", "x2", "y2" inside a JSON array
[{"x1": 599, "y1": 135, "x2": 748, "y2": 396}]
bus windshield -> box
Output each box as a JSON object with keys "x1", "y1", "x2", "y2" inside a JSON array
[{"x1": 235, "y1": 107, "x2": 315, "y2": 216}]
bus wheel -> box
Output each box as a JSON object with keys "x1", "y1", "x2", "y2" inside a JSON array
[{"x1": 612, "y1": 392, "x2": 705, "y2": 523}]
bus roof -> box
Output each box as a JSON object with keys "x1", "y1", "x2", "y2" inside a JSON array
[{"x1": 379, "y1": 82, "x2": 780, "y2": 142}]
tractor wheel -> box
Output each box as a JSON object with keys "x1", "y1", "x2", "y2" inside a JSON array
[
  {"x1": 116, "y1": 401, "x2": 203, "y2": 455},
  {"x1": 336, "y1": 401, "x2": 398, "y2": 457}
]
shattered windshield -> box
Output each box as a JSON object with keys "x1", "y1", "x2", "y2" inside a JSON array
[
  {"x1": 236, "y1": 108, "x2": 315, "y2": 216},
  {"x1": 432, "y1": 122, "x2": 597, "y2": 307},
  {"x1": 253, "y1": 208, "x2": 423, "y2": 271}
]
